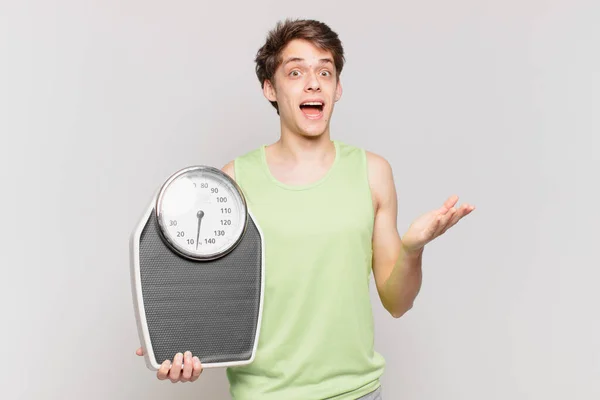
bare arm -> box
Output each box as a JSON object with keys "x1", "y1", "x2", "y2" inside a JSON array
[
  {"x1": 221, "y1": 160, "x2": 235, "y2": 180},
  {"x1": 367, "y1": 152, "x2": 423, "y2": 318}
]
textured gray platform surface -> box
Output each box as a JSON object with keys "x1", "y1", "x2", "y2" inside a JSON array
[{"x1": 138, "y1": 210, "x2": 262, "y2": 364}]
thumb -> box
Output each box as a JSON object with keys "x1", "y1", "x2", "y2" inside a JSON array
[{"x1": 136, "y1": 347, "x2": 144, "y2": 356}]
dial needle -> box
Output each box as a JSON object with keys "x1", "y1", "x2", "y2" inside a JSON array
[{"x1": 196, "y1": 210, "x2": 204, "y2": 250}]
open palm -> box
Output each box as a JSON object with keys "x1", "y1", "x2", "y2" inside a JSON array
[{"x1": 401, "y1": 195, "x2": 475, "y2": 253}]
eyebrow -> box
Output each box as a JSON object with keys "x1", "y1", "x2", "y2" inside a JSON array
[{"x1": 282, "y1": 57, "x2": 334, "y2": 67}]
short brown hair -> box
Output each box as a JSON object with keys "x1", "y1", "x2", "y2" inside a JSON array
[{"x1": 254, "y1": 18, "x2": 345, "y2": 114}]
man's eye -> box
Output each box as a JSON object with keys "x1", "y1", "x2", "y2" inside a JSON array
[
  {"x1": 321, "y1": 71, "x2": 331, "y2": 77},
  {"x1": 290, "y1": 71, "x2": 300, "y2": 77}
]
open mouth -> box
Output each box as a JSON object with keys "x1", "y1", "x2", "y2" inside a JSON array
[{"x1": 299, "y1": 101, "x2": 324, "y2": 119}]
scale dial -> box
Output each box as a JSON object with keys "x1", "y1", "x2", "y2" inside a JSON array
[{"x1": 155, "y1": 166, "x2": 247, "y2": 261}]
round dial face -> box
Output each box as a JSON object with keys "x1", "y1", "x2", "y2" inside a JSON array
[{"x1": 155, "y1": 166, "x2": 247, "y2": 260}]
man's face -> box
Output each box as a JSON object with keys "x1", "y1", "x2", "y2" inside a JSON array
[{"x1": 263, "y1": 39, "x2": 343, "y2": 138}]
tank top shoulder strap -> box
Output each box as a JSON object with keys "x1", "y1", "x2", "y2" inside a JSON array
[
  {"x1": 233, "y1": 146, "x2": 263, "y2": 183},
  {"x1": 330, "y1": 140, "x2": 369, "y2": 181}
]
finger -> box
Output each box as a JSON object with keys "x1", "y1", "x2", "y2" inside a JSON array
[
  {"x1": 136, "y1": 347, "x2": 144, "y2": 356},
  {"x1": 190, "y1": 356, "x2": 204, "y2": 382},
  {"x1": 169, "y1": 353, "x2": 184, "y2": 382},
  {"x1": 461, "y1": 203, "x2": 475, "y2": 216},
  {"x1": 180, "y1": 351, "x2": 193, "y2": 382},
  {"x1": 441, "y1": 204, "x2": 474, "y2": 234},
  {"x1": 449, "y1": 204, "x2": 469, "y2": 224},
  {"x1": 431, "y1": 213, "x2": 445, "y2": 234},
  {"x1": 441, "y1": 195, "x2": 459, "y2": 211},
  {"x1": 454, "y1": 204, "x2": 475, "y2": 221},
  {"x1": 156, "y1": 359, "x2": 171, "y2": 381},
  {"x1": 435, "y1": 207, "x2": 456, "y2": 235},
  {"x1": 440, "y1": 214, "x2": 460, "y2": 234},
  {"x1": 442, "y1": 207, "x2": 457, "y2": 225}
]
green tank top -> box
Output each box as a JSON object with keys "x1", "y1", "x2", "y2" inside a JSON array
[{"x1": 226, "y1": 140, "x2": 386, "y2": 400}]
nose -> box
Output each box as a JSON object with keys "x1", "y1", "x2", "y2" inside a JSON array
[{"x1": 305, "y1": 72, "x2": 321, "y2": 92}]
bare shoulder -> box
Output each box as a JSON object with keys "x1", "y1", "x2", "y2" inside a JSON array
[
  {"x1": 365, "y1": 151, "x2": 393, "y2": 177},
  {"x1": 221, "y1": 160, "x2": 236, "y2": 180},
  {"x1": 365, "y1": 150, "x2": 397, "y2": 209}
]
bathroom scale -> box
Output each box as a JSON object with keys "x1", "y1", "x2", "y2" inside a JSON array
[{"x1": 129, "y1": 165, "x2": 264, "y2": 370}]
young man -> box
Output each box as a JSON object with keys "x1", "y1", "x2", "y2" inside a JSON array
[{"x1": 136, "y1": 18, "x2": 474, "y2": 399}]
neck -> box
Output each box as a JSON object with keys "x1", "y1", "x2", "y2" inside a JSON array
[{"x1": 271, "y1": 131, "x2": 335, "y2": 164}]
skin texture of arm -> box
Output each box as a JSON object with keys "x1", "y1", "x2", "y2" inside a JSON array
[
  {"x1": 221, "y1": 161, "x2": 235, "y2": 180},
  {"x1": 367, "y1": 151, "x2": 475, "y2": 318},
  {"x1": 367, "y1": 152, "x2": 423, "y2": 318}
]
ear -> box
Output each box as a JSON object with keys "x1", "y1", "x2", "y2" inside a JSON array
[
  {"x1": 334, "y1": 79, "x2": 343, "y2": 102},
  {"x1": 263, "y1": 79, "x2": 277, "y2": 102}
]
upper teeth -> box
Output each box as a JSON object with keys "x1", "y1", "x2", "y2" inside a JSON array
[{"x1": 302, "y1": 102, "x2": 323, "y2": 106}]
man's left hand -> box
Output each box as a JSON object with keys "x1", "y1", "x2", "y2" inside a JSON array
[{"x1": 401, "y1": 195, "x2": 475, "y2": 253}]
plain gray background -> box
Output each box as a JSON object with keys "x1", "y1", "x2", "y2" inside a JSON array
[{"x1": 1, "y1": 0, "x2": 598, "y2": 399}]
